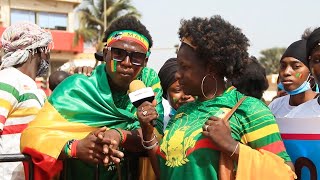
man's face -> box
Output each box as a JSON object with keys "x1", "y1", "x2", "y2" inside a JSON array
[{"x1": 103, "y1": 40, "x2": 147, "y2": 91}]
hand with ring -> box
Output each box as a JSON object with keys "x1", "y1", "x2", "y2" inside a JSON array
[
  {"x1": 141, "y1": 107, "x2": 148, "y2": 116},
  {"x1": 137, "y1": 101, "x2": 158, "y2": 136},
  {"x1": 202, "y1": 116, "x2": 238, "y2": 154}
]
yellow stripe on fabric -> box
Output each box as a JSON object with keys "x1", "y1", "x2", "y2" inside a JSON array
[
  {"x1": 151, "y1": 82, "x2": 161, "y2": 91},
  {"x1": 20, "y1": 101, "x2": 97, "y2": 159},
  {"x1": 10, "y1": 107, "x2": 40, "y2": 117},
  {"x1": 241, "y1": 124, "x2": 280, "y2": 143},
  {"x1": 0, "y1": 98, "x2": 13, "y2": 112}
]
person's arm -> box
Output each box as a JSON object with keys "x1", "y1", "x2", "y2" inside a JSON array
[
  {"x1": 58, "y1": 127, "x2": 124, "y2": 165},
  {"x1": 0, "y1": 81, "x2": 18, "y2": 132},
  {"x1": 203, "y1": 99, "x2": 294, "y2": 171},
  {"x1": 134, "y1": 101, "x2": 161, "y2": 176}
]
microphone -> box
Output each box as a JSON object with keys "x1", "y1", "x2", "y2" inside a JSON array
[{"x1": 129, "y1": 80, "x2": 156, "y2": 127}]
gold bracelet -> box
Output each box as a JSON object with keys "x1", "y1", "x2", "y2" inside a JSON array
[{"x1": 230, "y1": 142, "x2": 239, "y2": 157}]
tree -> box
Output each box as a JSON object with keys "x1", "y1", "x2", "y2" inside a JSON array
[
  {"x1": 74, "y1": 0, "x2": 141, "y2": 51},
  {"x1": 258, "y1": 47, "x2": 286, "y2": 75}
]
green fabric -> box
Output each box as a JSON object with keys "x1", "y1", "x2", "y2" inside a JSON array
[
  {"x1": 159, "y1": 88, "x2": 290, "y2": 180},
  {"x1": 0, "y1": 82, "x2": 19, "y2": 100},
  {"x1": 49, "y1": 64, "x2": 163, "y2": 180}
]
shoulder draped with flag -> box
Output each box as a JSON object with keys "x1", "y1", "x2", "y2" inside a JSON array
[
  {"x1": 20, "y1": 64, "x2": 164, "y2": 179},
  {"x1": 158, "y1": 87, "x2": 291, "y2": 180}
]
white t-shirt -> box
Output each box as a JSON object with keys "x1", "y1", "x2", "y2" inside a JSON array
[
  {"x1": 286, "y1": 98, "x2": 320, "y2": 118},
  {"x1": 268, "y1": 95, "x2": 296, "y2": 118},
  {"x1": 162, "y1": 99, "x2": 172, "y2": 132}
]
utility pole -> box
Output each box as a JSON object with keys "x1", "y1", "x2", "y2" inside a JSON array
[{"x1": 104, "y1": 0, "x2": 107, "y2": 31}]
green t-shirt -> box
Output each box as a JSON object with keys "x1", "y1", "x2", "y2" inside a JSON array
[{"x1": 158, "y1": 87, "x2": 290, "y2": 180}]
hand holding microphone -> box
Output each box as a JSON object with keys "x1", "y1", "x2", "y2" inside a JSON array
[{"x1": 129, "y1": 80, "x2": 158, "y2": 127}]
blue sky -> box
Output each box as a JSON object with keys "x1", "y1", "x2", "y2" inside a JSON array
[{"x1": 131, "y1": 0, "x2": 320, "y2": 72}]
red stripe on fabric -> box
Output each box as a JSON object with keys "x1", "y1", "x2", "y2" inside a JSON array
[
  {"x1": 256, "y1": 141, "x2": 286, "y2": 154},
  {"x1": 156, "y1": 145, "x2": 166, "y2": 160},
  {"x1": 22, "y1": 147, "x2": 63, "y2": 180},
  {"x1": 281, "y1": 134, "x2": 320, "y2": 140},
  {"x1": 0, "y1": 115, "x2": 6, "y2": 124},
  {"x1": 1, "y1": 124, "x2": 28, "y2": 135},
  {"x1": 186, "y1": 138, "x2": 220, "y2": 156}
]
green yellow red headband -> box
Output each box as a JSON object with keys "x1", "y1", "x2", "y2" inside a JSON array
[{"x1": 106, "y1": 30, "x2": 150, "y2": 57}]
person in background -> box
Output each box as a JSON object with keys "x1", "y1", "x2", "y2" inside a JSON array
[
  {"x1": 158, "y1": 57, "x2": 195, "y2": 131},
  {"x1": 137, "y1": 15, "x2": 295, "y2": 180},
  {"x1": 231, "y1": 56, "x2": 269, "y2": 101},
  {"x1": 48, "y1": 67, "x2": 94, "y2": 92},
  {"x1": 48, "y1": 71, "x2": 70, "y2": 91},
  {"x1": 286, "y1": 27, "x2": 320, "y2": 117},
  {"x1": 0, "y1": 22, "x2": 52, "y2": 180},
  {"x1": 20, "y1": 15, "x2": 163, "y2": 180},
  {"x1": 268, "y1": 39, "x2": 317, "y2": 118}
]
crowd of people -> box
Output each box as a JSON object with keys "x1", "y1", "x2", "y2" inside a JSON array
[{"x1": 0, "y1": 12, "x2": 320, "y2": 180}]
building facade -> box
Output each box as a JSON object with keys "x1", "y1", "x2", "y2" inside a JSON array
[{"x1": 0, "y1": 0, "x2": 85, "y2": 72}]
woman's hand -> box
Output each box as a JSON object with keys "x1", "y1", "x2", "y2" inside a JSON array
[
  {"x1": 202, "y1": 116, "x2": 238, "y2": 155},
  {"x1": 137, "y1": 101, "x2": 158, "y2": 140}
]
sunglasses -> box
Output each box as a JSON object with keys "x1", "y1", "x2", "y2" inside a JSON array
[{"x1": 106, "y1": 47, "x2": 147, "y2": 66}]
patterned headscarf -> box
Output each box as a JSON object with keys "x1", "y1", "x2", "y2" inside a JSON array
[{"x1": 0, "y1": 22, "x2": 53, "y2": 70}]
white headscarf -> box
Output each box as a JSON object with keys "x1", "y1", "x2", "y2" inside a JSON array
[{"x1": 0, "y1": 22, "x2": 53, "y2": 70}]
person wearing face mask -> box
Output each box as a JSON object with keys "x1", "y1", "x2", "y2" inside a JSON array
[
  {"x1": 268, "y1": 39, "x2": 317, "y2": 118},
  {"x1": 158, "y1": 58, "x2": 195, "y2": 131},
  {"x1": 285, "y1": 28, "x2": 320, "y2": 118},
  {"x1": 0, "y1": 22, "x2": 52, "y2": 180}
]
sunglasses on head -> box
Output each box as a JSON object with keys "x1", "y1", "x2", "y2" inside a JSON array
[{"x1": 106, "y1": 47, "x2": 147, "y2": 66}]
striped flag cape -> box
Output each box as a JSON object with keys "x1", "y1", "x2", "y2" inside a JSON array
[
  {"x1": 20, "y1": 64, "x2": 164, "y2": 179},
  {"x1": 278, "y1": 117, "x2": 320, "y2": 180}
]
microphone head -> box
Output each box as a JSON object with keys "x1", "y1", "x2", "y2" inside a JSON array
[
  {"x1": 129, "y1": 80, "x2": 146, "y2": 93},
  {"x1": 129, "y1": 80, "x2": 154, "y2": 107}
]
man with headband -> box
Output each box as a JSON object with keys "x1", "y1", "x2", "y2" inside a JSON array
[
  {"x1": 286, "y1": 28, "x2": 320, "y2": 118},
  {"x1": 0, "y1": 22, "x2": 52, "y2": 180},
  {"x1": 21, "y1": 15, "x2": 164, "y2": 180},
  {"x1": 269, "y1": 39, "x2": 317, "y2": 118}
]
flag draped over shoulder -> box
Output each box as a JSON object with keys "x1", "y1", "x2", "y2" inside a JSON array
[
  {"x1": 235, "y1": 144, "x2": 296, "y2": 180},
  {"x1": 20, "y1": 64, "x2": 164, "y2": 179}
]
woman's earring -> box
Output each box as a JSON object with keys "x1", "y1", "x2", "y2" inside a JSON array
[{"x1": 201, "y1": 74, "x2": 217, "y2": 99}]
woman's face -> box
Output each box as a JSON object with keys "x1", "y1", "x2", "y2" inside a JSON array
[
  {"x1": 103, "y1": 39, "x2": 147, "y2": 91},
  {"x1": 279, "y1": 57, "x2": 310, "y2": 91},
  {"x1": 167, "y1": 80, "x2": 195, "y2": 110},
  {"x1": 176, "y1": 44, "x2": 207, "y2": 96},
  {"x1": 309, "y1": 47, "x2": 320, "y2": 85}
]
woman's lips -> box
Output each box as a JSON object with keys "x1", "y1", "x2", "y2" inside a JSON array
[{"x1": 282, "y1": 80, "x2": 293, "y2": 85}]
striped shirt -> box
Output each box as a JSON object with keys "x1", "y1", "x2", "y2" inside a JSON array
[
  {"x1": 0, "y1": 67, "x2": 45, "y2": 180},
  {"x1": 159, "y1": 87, "x2": 290, "y2": 180}
]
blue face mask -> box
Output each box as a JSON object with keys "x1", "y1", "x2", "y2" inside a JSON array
[
  {"x1": 169, "y1": 107, "x2": 177, "y2": 117},
  {"x1": 277, "y1": 79, "x2": 311, "y2": 95},
  {"x1": 316, "y1": 84, "x2": 320, "y2": 93}
]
